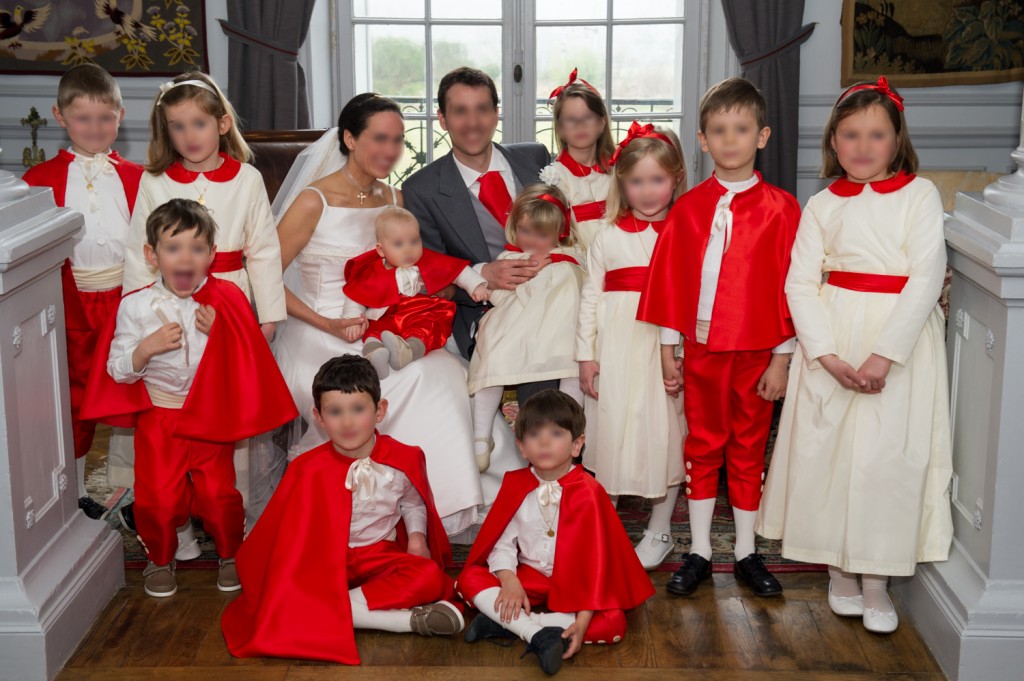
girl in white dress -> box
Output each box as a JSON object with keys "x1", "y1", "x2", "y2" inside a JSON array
[
  {"x1": 539, "y1": 68, "x2": 614, "y2": 251},
  {"x1": 468, "y1": 185, "x2": 586, "y2": 472},
  {"x1": 576, "y1": 123, "x2": 686, "y2": 569},
  {"x1": 757, "y1": 77, "x2": 953, "y2": 634},
  {"x1": 119, "y1": 72, "x2": 286, "y2": 536},
  {"x1": 274, "y1": 95, "x2": 521, "y2": 537}
]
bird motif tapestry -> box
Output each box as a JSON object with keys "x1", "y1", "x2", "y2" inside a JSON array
[{"x1": 0, "y1": 0, "x2": 209, "y2": 76}]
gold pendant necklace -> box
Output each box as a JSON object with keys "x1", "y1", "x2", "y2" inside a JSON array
[
  {"x1": 537, "y1": 499, "x2": 557, "y2": 538},
  {"x1": 342, "y1": 166, "x2": 375, "y2": 206}
]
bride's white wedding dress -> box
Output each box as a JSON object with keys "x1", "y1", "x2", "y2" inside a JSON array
[{"x1": 274, "y1": 184, "x2": 520, "y2": 536}]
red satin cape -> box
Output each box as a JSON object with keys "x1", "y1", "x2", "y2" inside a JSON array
[
  {"x1": 79, "y1": 276, "x2": 298, "y2": 441},
  {"x1": 22, "y1": 149, "x2": 143, "y2": 212},
  {"x1": 458, "y1": 466, "x2": 654, "y2": 613},
  {"x1": 637, "y1": 173, "x2": 800, "y2": 352},
  {"x1": 343, "y1": 248, "x2": 471, "y2": 308},
  {"x1": 221, "y1": 435, "x2": 453, "y2": 664}
]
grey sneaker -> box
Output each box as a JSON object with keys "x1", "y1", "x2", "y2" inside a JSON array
[
  {"x1": 410, "y1": 600, "x2": 465, "y2": 636},
  {"x1": 143, "y1": 561, "x2": 177, "y2": 598},
  {"x1": 217, "y1": 558, "x2": 241, "y2": 592}
]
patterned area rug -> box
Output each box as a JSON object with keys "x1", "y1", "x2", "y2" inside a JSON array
[{"x1": 85, "y1": 404, "x2": 823, "y2": 573}]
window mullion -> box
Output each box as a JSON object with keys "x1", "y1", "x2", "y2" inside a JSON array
[{"x1": 425, "y1": 0, "x2": 435, "y2": 164}]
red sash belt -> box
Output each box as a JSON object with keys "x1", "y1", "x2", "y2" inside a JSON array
[
  {"x1": 210, "y1": 250, "x2": 244, "y2": 273},
  {"x1": 827, "y1": 270, "x2": 908, "y2": 294},
  {"x1": 604, "y1": 266, "x2": 648, "y2": 292},
  {"x1": 572, "y1": 200, "x2": 606, "y2": 223}
]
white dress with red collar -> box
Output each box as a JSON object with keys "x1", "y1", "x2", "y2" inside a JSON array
[
  {"x1": 756, "y1": 173, "x2": 953, "y2": 576},
  {"x1": 123, "y1": 153, "x2": 287, "y2": 324},
  {"x1": 575, "y1": 217, "x2": 684, "y2": 498},
  {"x1": 539, "y1": 150, "x2": 612, "y2": 251},
  {"x1": 468, "y1": 245, "x2": 585, "y2": 394}
]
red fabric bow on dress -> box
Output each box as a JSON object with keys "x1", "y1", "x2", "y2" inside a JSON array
[
  {"x1": 839, "y1": 75, "x2": 905, "y2": 111},
  {"x1": 609, "y1": 121, "x2": 674, "y2": 166},
  {"x1": 548, "y1": 67, "x2": 599, "y2": 100},
  {"x1": 536, "y1": 193, "x2": 573, "y2": 240}
]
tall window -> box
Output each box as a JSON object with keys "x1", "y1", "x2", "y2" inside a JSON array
[{"x1": 337, "y1": 0, "x2": 702, "y2": 185}]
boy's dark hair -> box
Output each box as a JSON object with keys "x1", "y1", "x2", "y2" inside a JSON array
[
  {"x1": 145, "y1": 198, "x2": 217, "y2": 249},
  {"x1": 437, "y1": 67, "x2": 499, "y2": 115},
  {"x1": 699, "y1": 76, "x2": 768, "y2": 133},
  {"x1": 58, "y1": 63, "x2": 122, "y2": 111},
  {"x1": 514, "y1": 389, "x2": 585, "y2": 441},
  {"x1": 312, "y1": 355, "x2": 381, "y2": 411}
]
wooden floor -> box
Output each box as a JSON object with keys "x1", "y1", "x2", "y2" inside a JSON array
[{"x1": 56, "y1": 570, "x2": 945, "y2": 681}]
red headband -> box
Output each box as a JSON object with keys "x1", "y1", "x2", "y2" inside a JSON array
[
  {"x1": 839, "y1": 75, "x2": 904, "y2": 111},
  {"x1": 536, "y1": 193, "x2": 573, "y2": 240},
  {"x1": 548, "y1": 67, "x2": 598, "y2": 100},
  {"x1": 609, "y1": 121, "x2": 674, "y2": 166}
]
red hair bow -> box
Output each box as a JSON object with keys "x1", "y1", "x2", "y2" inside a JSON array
[
  {"x1": 608, "y1": 121, "x2": 674, "y2": 166},
  {"x1": 548, "y1": 67, "x2": 598, "y2": 100},
  {"x1": 537, "y1": 193, "x2": 573, "y2": 240},
  {"x1": 839, "y1": 75, "x2": 905, "y2": 111}
]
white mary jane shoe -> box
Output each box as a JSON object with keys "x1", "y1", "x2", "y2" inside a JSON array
[
  {"x1": 863, "y1": 606, "x2": 899, "y2": 634},
  {"x1": 634, "y1": 530, "x2": 674, "y2": 570},
  {"x1": 827, "y1": 581, "x2": 864, "y2": 617},
  {"x1": 174, "y1": 521, "x2": 201, "y2": 561}
]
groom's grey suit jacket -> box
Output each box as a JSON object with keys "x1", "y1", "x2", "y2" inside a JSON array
[{"x1": 403, "y1": 142, "x2": 550, "y2": 358}]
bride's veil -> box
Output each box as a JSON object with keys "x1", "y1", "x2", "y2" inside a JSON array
[{"x1": 271, "y1": 127, "x2": 347, "y2": 220}]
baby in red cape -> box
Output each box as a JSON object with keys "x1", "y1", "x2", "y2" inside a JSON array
[
  {"x1": 458, "y1": 390, "x2": 655, "y2": 675},
  {"x1": 81, "y1": 198, "x2": 298, "y2": 598},
  {"x1": 342, "y1": 206, "x2": 489, "y2": 377},
  {"x1": 221, "y1": 355, "x2": 464, "y2": 665}
]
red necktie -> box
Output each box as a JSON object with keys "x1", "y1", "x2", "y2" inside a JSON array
[{"x1": 477, "y1": 171, "x2": 513, "y2": 228}]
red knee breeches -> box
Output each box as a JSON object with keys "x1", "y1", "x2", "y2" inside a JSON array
[
  {"x1": 682, "y1": 338, "x2": 774, "y2": 511},
  {"x1": 364, "y1": 295, "x2": 456, "y2": 353},
  {"x1": 347, "y1": 540, "x2": 454, "y2": 609}
]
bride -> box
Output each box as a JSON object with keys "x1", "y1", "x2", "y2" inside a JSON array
[{"x1": 271, "y1": 93, "x2": 520, "y2": 537}]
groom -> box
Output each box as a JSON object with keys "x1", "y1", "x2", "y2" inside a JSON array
[{"x1": 404, "y1": 67, "x2": 551, "y2": 369}]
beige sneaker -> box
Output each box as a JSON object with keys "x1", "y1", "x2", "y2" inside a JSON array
[
  {"x1": 143, "y1": 561, "x2": 177, "y2": 598},
  {"x1": 362, "y1": 340, "x2": 390, "y2": 379},
  {"x1": 381, "y1": 331, "x2": 425, "y2": 370},
  {"x1": 217, "y1": 558, "x2": 241, "y2": 592},
  {"x1": 410, "y1": 600, "x2": 465, "y2": 636}
]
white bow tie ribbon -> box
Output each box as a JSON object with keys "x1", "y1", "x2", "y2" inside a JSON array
[
  {"x1": 537, "y1": 480, "x2": 563, "y2": 508},
  {"x1": 151, "y1": 293, "x2": 189, "y2": 366},
  {"x1": 345, "y1": 457, "x2": 394, "y2": 508},
  {"x1": 712, "y1": 191, "x2": 737, "y2": 254}
]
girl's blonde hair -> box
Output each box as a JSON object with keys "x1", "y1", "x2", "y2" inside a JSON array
[
  {"x1": 505, "y1": 184, "x2": 577, "y2": 248},
  {"x1": 146, "y1": 71, "x2": 251, "y2": 174},
  {"x1": 604, "y1": 127, "x2": 687, "y2": 222},
  {"x1": 552, "y1": 83, "x2": 616, "y2": 172}
]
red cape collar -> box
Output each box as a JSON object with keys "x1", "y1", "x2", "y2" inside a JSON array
[
  {"x1": 556, "y1": 149, "x2": 603, "y2": 177},
  {"x1": 828, "y1": 171, "x2": 916, "y2": 197},
  {"x1": 615, "y1": 214, "x2": 666, "y2": 234},
  {"x1": 165, "y1": 152, "x2": 242, "y2": 184}
]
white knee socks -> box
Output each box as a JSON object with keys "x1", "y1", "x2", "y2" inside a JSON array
[
  {"x1": 861, "y1": 574, "x2": 894, "y2": 613},
  {"x1": 647, "y1": 485, "x2": 679, "y2": 537},
  {"x1": 349, "y1": 587, "x2": 413, "y2": 633},
  {"x1": 473, "y1": 586, "x2": 543, "y2": 642},
  {"x1": 472, "y1": 386, "x2": 503, "y2": 445},
  {"x1": 828, "y1": 565, "x2": 861, "y2": 598},
  {"x1": 732, "y1": 507, "x2": 757, "y2": 561},
  {"x1": 558, "y1": 377, "x2": 584, "y2": 407},
  {"x1": 687, "y1": 498, "x2": 716, "y2": 560},
  {"x1": 77, "y1": 456, "x2": 88, "y2": 498}
]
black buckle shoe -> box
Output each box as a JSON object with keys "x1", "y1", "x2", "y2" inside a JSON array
[
  {"x1": 521, "y1": 626, "x2": 569, "y2": 675},
  {"x1": 464, "y1": 614, "x2": 517, "y2": 645},
  {"x1": 117, "y1": 501, "x2": 136, "y2": 532},
  {"x1": 734, "y1": 553, "x2": 783, "y2": 597},
  {"x1": 666, "y1": 553, "x2": 712, "y2": 596},
  {"x1": 78, "y1": 495, "x2": 107, "y2": 520}
]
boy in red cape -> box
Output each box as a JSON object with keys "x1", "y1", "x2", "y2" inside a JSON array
[
  {"x1": 22, "y1": 64, "x2": 143, "y2": 519},
  {"x1": 458, "y1": 390, "x2": 654, "y2": 676},
  {"x1": 81, "y1": 198, "x2": 297, "y2": 598},
  {"x1": 341, "y1": 206, "x2": 489, "y2": 377},
  {"x1": 637, "y1": 77, "x2": 799, "y2": 598},
  {"x1": 221, "y1": 355, "x2": 464, "y2": 664}
]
